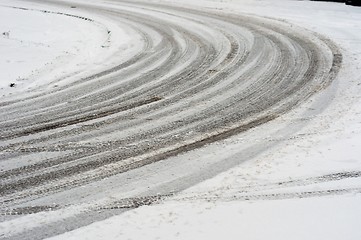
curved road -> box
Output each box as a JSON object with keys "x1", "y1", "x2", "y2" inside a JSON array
[{"x1": 0, "y1": 0, "x2": 341, "y2": 239}]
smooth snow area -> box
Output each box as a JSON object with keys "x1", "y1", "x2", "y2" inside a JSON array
[
  {"x1": 48, "y1": 195, "x2": 361, "y2": 240},
  {"x1": 0, "y1": 7, "x2": 64, "y2": 90},
  {"x1": 46, "y1": 0, "x2": 361, "y2": 239},
  {"x1": 0, "y1": 0, "x2": 135, "y2": 98}
]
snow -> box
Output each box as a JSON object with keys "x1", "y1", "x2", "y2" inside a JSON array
[
  {"x1": 0, "y1": 0, "x2": 136, "y2": 98},
  {"x1": 47, "y1": 195, "x2": 361, "y2": 240},
  {"x1": 2, "y1": 0, "x2": 361, "y2": 239},
  {"x1": 0, "y1": 5, "x2": 79, "y2": 93}
]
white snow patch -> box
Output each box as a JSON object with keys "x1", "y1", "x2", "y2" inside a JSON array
[
  {"x1": 0, "y1": 0, "x2": 135, "y2": 98},
  {"x1": 47, "y1": 195, "x2": 361, "y2": 240}
]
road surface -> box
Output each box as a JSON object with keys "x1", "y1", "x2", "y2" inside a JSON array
[{"x1": 0, "y1": 0, "x2": 341, "y2": 239}]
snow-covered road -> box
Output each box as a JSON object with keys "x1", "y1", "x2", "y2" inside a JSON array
[{"x1": 1, "y1": 0, "x2": 360, "y2": 239}]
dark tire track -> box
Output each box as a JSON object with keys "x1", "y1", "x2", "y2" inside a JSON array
[{"x1": 0, "y1": 0, "x2": 342, "y2": 238}]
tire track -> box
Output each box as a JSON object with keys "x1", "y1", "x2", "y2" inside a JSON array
[{"x1": 0, "y1": 0, "x2": 341, "y2": 233}]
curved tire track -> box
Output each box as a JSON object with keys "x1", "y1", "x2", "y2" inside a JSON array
[{"x1": 0, "y1": 0, "x2": 341, "y2": 238}]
